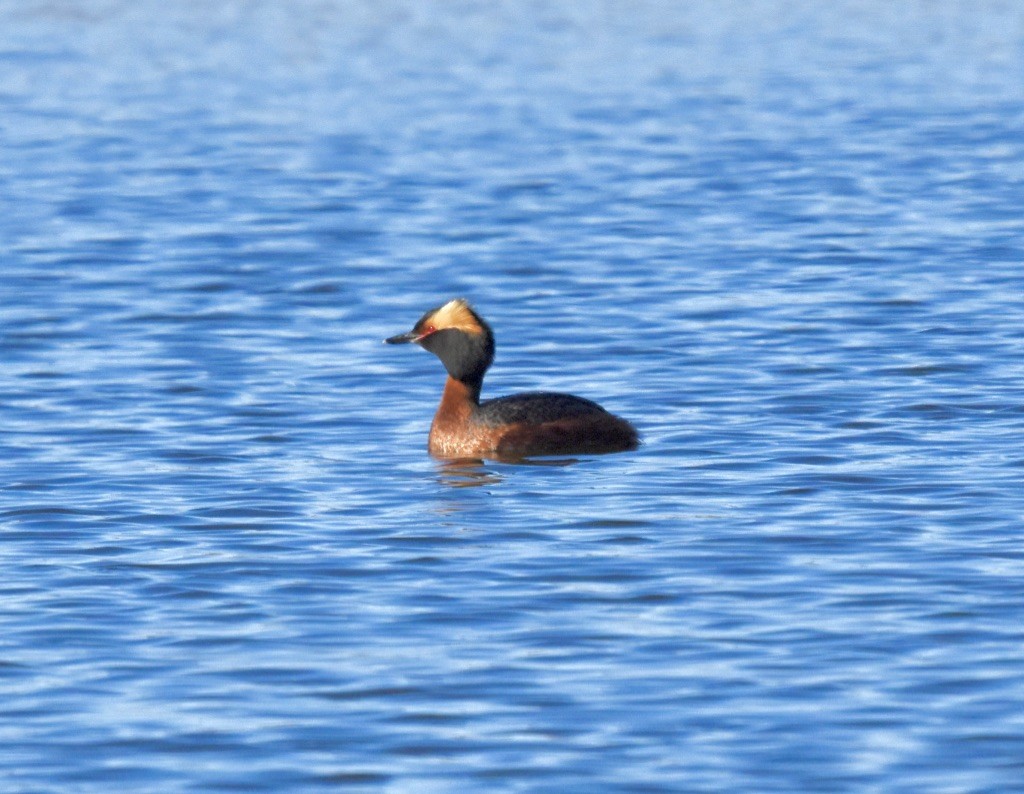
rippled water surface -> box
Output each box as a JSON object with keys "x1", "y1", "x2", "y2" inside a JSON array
[{"x1": 3, "y1": 2, "x2": 1024, "y2": 791}]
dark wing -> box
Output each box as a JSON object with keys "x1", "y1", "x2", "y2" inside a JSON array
[{"x1": 476, "y1": 391, "x2": 608, "y2": 427}]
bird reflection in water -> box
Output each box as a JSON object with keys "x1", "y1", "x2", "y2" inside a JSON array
[
  {"x1": 435, "y1": 455, "x2": 579, "y2": 488},
  {"x1": 435, "y1": 458, "x2": 502, "y2": 488}
]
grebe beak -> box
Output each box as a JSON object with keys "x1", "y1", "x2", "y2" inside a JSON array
[{"x1": 385, "y1": 330, "x2": 420, "y2": 344}]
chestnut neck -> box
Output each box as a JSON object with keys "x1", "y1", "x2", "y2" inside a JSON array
[{"x1": 438, "y1": 375, "x2": 482, "y2": 416}]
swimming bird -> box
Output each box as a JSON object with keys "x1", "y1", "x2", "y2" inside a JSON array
[{"x1": 385, "y1": 299, "x2": 639, "y2": 459}]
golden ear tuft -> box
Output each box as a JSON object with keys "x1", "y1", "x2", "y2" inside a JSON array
[{"x1": 429, "y1": 298, "x2": 484, "y2": 335}]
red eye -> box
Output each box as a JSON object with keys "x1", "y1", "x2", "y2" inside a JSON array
[{"x1": 424, "y1": 325, "x2": 436, "y2": 335}]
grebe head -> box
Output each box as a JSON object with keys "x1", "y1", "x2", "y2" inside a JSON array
[{"x1": 386, "y1": 298, "x2": 495, "y2": 384}]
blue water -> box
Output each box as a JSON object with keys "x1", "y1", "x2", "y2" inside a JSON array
[{"x1": 3, "y1": 2, "x2": 1024, "y2": 791}]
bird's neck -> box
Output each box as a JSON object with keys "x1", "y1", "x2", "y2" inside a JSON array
[{"x1": 438, "y1": 375, "x2": 481, "y2": 412}]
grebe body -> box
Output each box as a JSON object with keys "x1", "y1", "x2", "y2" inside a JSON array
[{"x1": 386, "y1": 299, "x2": 639, "y2": 459}]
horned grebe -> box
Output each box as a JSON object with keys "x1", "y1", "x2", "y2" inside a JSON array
[{"x1": 385, "y1": 299, "x2": 639, "y2": 459}]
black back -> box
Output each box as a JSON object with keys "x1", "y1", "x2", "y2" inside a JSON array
[{"x1": 476, "y1": 391, "x2": 607, "y2": 427}]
